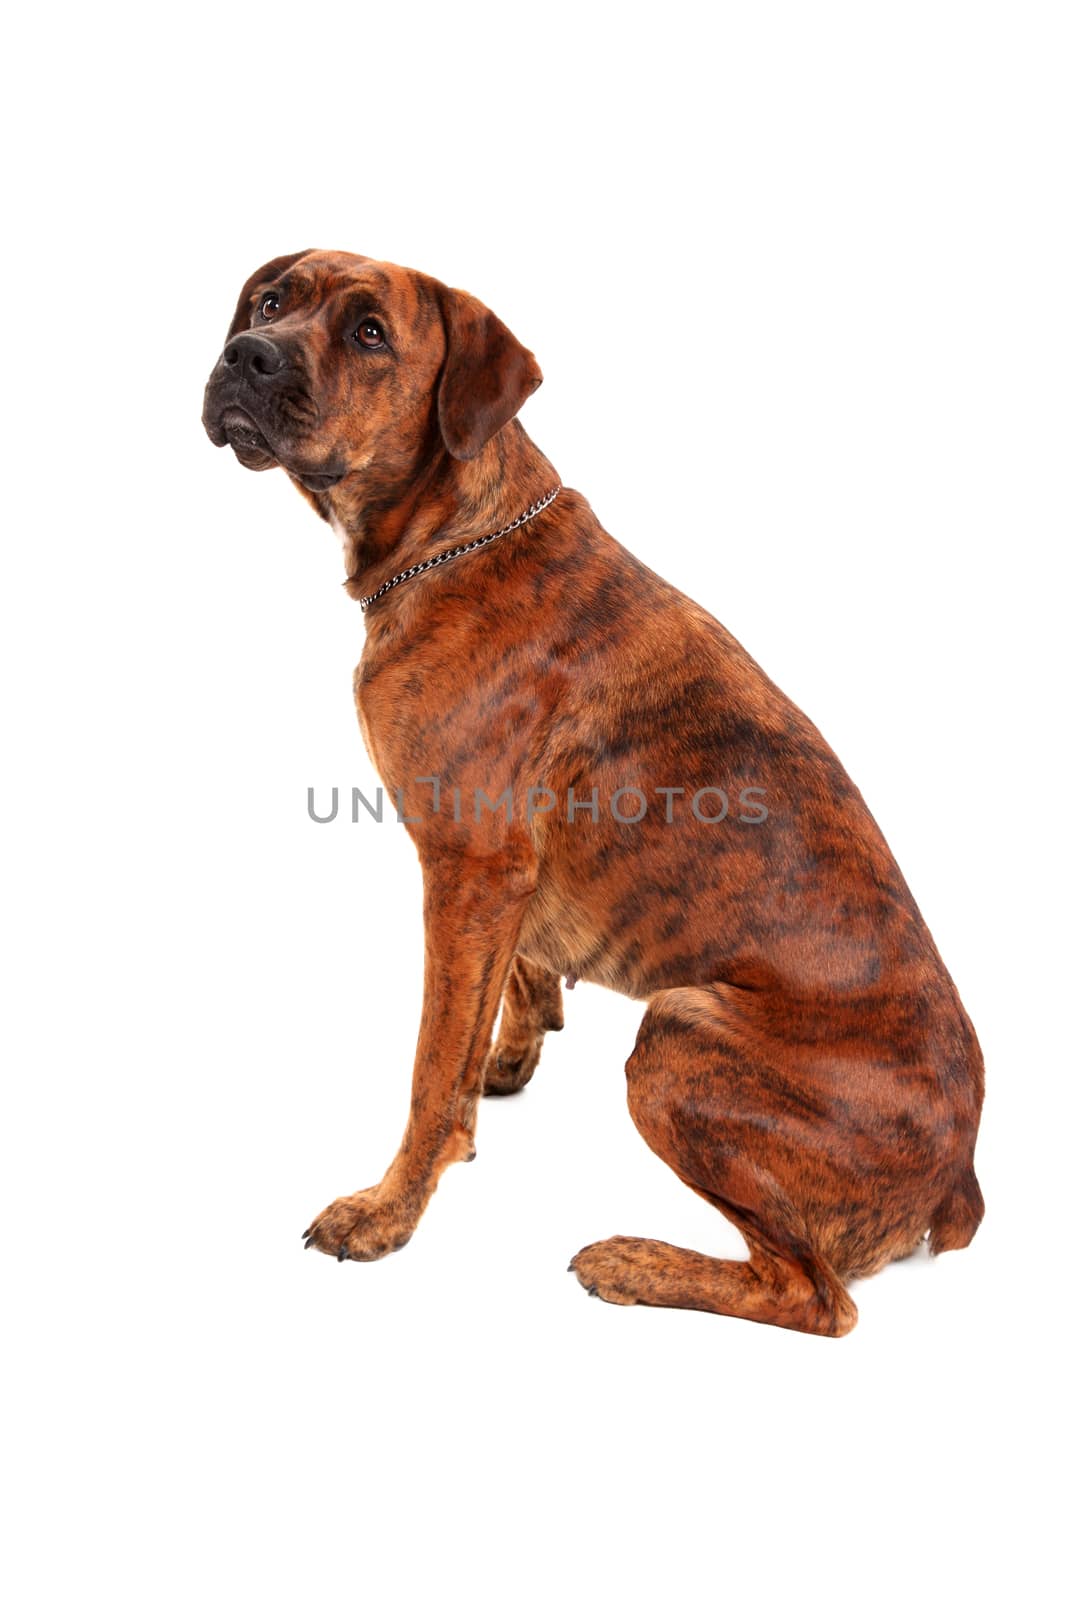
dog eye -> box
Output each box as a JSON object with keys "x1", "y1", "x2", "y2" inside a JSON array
[
  {"x1": 259, "y1": 293, "x2": 281, "y2": 321},
  {"x1": 355, "y1": 319, "x2": 386, "y2": 349}
]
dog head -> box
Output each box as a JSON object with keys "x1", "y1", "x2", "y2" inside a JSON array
[{"x1": 201, "y1": 250, "x2": 543, "y2": 501}]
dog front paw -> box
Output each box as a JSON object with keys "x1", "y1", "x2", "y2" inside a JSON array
[
  {"x1": 483, "y1": 1041, "x2": 542, "y2": 1096},
  {"x1": 303, "y1": 1186, "x2": 416, "y2": 1262}
]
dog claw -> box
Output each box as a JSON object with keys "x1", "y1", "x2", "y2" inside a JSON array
[
  {"x1": 567, "y1": 1262, "x2": 576, "y2": 1271},
  {"x1": 301, "y1": 1228, "x2": 311, "y2": 1239},
  {"x1": 337, "y1": 1245, "x2": 349, "y2": 1262},
  {"x1": 304, "y1": 1236, "x2": 315, "y2": 1249},
  {"x1": 588, "y1": 1286, "x2": 599, "y2": 1297}
]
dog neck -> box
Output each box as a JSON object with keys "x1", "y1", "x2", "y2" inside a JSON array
[{"x1": 320, "y1": 421, "x2": 557, "y2": 606}]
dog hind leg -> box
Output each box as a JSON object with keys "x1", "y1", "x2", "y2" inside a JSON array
[
  {"x1": 570, "y1": 986, "x2": 861, "y2": 1337},
  {"x1": 570, "y1": 1233, "x2": 857, "y2": 1336}
]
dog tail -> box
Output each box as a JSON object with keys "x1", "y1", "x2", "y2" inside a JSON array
[{"x1": 928, "y1": 1163, "x2": 985, "y2": 1255}]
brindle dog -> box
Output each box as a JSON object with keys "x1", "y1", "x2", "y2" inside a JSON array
[{"x1": 202, "y1": 250, "x2": 984, "y2": 1335}]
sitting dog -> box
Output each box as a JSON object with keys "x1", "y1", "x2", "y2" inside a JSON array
[{"x1": 202, "y1": 250, "x2": 984, "y2": 1335}]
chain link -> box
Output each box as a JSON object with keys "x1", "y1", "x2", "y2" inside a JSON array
[{"x1": 358, "y1": 483, "x2": 562, "y2": 611}]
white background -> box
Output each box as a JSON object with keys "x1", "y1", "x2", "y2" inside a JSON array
[{"x1": 3, "y1": 3, "x2": 1064, "y2": 1596}]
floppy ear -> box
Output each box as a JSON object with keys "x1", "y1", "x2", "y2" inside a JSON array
[
  {"x1": 436, "y1": 287, "x2": 543, "y2": 460},
  {"x1": 224, "y1": 250, "x2": 315, "y2": 342}
]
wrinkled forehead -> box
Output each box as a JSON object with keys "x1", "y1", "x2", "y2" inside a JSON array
[{"x1": 271, "y1": 250, "x2": 433, "y2": 325}]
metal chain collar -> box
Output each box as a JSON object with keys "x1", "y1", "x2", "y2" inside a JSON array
[{"x1": 358, "y1": 482, "x2": 562, "y2": 611}]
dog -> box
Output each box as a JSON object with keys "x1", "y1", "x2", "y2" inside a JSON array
[{"x1": 202, "y1": 250, "x2": 984, "y2": 1335}]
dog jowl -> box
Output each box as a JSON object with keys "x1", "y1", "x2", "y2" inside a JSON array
[{"x1": 202, "y1": 250, "x2": 984, "y2": 1335}]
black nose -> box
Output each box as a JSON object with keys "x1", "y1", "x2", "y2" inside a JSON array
[{"x1": 222, "y1": 332, "x2": 288, "y2": 381}]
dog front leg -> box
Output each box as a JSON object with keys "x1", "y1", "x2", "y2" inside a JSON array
[
  {"x1": 304, "y1": 848, "x2": 535, "y2": 1261},
  {"x1": 483, "y1": 955, "x2": 565, "y2": 1095}
]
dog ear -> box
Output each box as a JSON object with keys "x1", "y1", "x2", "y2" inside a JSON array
[
  {"x1": 437, "y1": 287, "x2": 543, "y2": 460},
  {"x1": 225, "y1": 250, "x2": 315, "y2": 342}
]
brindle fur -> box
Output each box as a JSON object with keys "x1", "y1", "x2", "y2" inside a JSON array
[{"x1": 202, "y1": 250, "x2": 984, "y2": 1336}]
